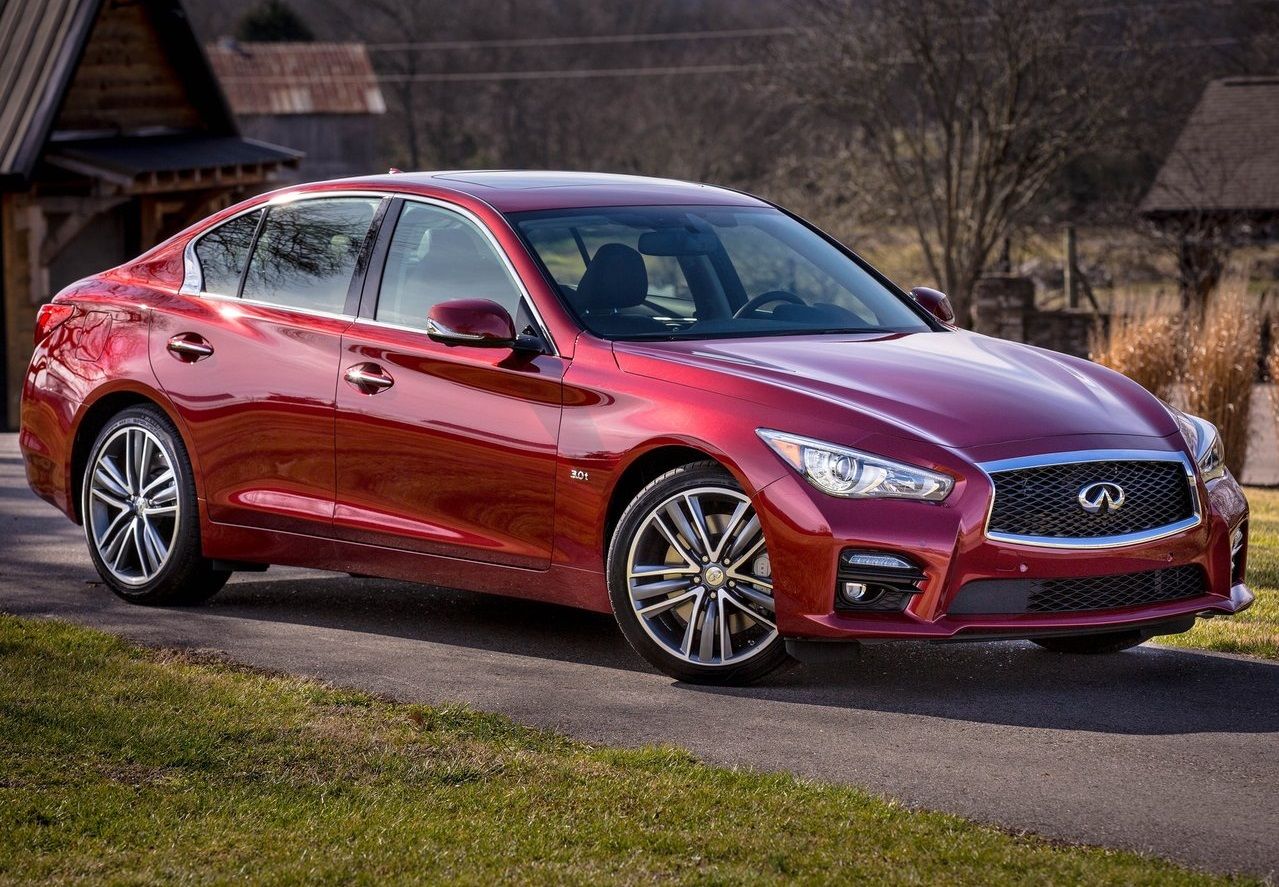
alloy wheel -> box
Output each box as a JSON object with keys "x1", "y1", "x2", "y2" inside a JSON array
[
  {"x1": 85, "y1": 425, "x2": 180, "y2": 586},
  {"x1": 625, "y1": 486, "x2": 777, "y2": 667}
]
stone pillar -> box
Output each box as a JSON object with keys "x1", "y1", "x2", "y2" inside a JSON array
[{"x1": 971, "y1": 274, "x2": 1036, "y2": 342}]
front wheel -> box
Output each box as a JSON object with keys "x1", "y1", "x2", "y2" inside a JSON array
[
  {"x1": 607, "y1": 461, "x2": 790, "y2": 685},
  {"x1": 82, "y1": 405, "x2": 229, "y2": 605}
]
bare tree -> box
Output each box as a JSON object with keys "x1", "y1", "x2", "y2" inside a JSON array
[{"x1": 782, "y1": 0, "x2": 1144, "y2": 324}]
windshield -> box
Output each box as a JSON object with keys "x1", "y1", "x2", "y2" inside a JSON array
[{"x1": 510, "y1": 205, "x2": 931, "y2": 340}]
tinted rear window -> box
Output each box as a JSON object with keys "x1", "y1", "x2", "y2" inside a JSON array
[
  {"x1": 241, "y1": 197, "x2": 381, "y2": 314},
  {"x1": 194, "y1": 209, "x2": 261, "y2": 296}
]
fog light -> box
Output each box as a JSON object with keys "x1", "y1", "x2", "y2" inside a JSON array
[
  {"x1": 843, "y1": 551, "x2": 914, "y2": 570},
  {"x1": 836, "y1": 549, "x2": 925, "y2": 611},
  {"x1": 841, "y1": 581, "x2": 874, "y2": 604}
]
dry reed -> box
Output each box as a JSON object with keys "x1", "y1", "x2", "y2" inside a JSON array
[
  {"x1": 1182, "y1": 282, "x2": 1260, "y2": 477},
  {"x1": 1089, "y1": 309, "x2": 1183, "y2": 402},
  {"x1": 1269, "y1": 320, "x2": 1279, "y2": 463}
]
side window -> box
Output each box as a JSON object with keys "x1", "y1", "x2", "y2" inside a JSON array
[
  {"x1": 194, "y1": 209, "x2": 261, "y2": 296},
  {"x1": 241, "y1": 197, "x2": 381, "y2": 314},
  {"x1": 375, "y1": 202, "x2": 524, "y2": 329}
]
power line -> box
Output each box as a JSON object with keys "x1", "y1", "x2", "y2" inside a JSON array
[
  {"x1": 218, "y1": 30, "x2": 1242, "y2": 86},
  {"x1": 220, "y1": 63, "x2": 767, "y2": 84},
  {"x1": 355, "y1": 0, "x2": 1271, "y2": 54},
  {"x1": 363, "y1": 27, "x2": 797, "y2": 52}
]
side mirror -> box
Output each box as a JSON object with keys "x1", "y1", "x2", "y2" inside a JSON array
[
  {"x1": 910, "y1": 286, "x2": 955, "y2": 324},
  {"x1": 426, "y1": 299, "x2": 518, "y2": 348}
]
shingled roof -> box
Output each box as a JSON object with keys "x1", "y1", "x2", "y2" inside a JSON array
[
  {"x1": 206, "y1": 41, "x2": 387, "y2": 117},
  {"x1": 1141, "y1": 77, "x2": 1279, "y2": 216}
]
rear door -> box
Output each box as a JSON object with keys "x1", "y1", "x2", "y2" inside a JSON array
[
  {"x1": 150, "y1": 194, "x2": 386, "y2": 534},
  {"x1": 333, "y1": 198, "x2": 565, "y2": 568}
]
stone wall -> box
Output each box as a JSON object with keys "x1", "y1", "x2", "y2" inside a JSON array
[{"x1": 971, "y1": 274, "x2": 1106, "y2": 359}]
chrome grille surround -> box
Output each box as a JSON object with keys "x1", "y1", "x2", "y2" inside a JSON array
[{"x1": 978, "y1": 449, "x2": 1201, "y2": 549}]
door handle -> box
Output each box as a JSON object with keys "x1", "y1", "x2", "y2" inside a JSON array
[
  {"x1": 167, "y1": 333, "x2": 214, "y2": 362},
  {"x1": 344, "y1": 363, "x2": 394, "y2": 393}
]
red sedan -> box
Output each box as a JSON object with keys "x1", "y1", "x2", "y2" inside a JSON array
[{"x1": 20, "y1": 172, "x2": 1252, "y2": 684}]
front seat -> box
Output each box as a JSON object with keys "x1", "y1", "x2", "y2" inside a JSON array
[{"x1": 572, "y1": 243, "x2": 666, "y2": 336}]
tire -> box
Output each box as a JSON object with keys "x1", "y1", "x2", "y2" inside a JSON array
[
  {"x1": 607, "y1": 461, "x2": 790, "y2": 685},
  {"x1": 1032, "y1": 632, "x2": 1146, "y2": 654},
  {"x1": 81, "y1": 405, "x2": 229, "y2": 605}
]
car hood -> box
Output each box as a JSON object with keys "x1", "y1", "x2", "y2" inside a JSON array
[{"x1": 613, "y1": 330, "x2": 1179, "y2": 450}]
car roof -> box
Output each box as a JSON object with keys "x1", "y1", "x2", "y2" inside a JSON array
[{"x1": 288, "y1": 170, "x2": 771, "y2": 213}]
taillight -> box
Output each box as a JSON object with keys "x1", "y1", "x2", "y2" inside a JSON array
[{"x1": 34, "y1": 303, "x2": 77, "y2": 345}]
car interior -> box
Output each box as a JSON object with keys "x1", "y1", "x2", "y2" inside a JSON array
[{"x1": 514, "y1": 206, "x2": 930, "y2": 340}]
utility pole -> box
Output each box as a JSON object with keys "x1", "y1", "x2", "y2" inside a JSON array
[{"x1": 1063, "y1": 225, "x2": 1078, "y2": 309}]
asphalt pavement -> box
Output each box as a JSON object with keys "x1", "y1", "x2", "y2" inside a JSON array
[{"x1": 1, "y1": 434, "x2": 1275, "y2": 878}]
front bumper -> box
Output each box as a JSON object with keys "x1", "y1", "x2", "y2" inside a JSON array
[{"x1": 757, "y1": 458, "x2": 1252, "y2": 642}]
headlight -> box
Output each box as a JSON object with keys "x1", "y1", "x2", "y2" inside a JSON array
[
  {"x1": 757, "y1": 430, "x2": 953, "y2": 501},
  {"x1": 1165, "y1": 405, "x2": 1226, "y2": 481}
]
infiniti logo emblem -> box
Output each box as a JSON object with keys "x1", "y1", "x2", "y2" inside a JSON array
[{"x1": 1078, "y1": 481, "x2": 1125, "y2": 514}]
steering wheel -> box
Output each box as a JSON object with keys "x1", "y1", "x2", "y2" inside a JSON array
[{"x1": 733, "y1": 290, "x2": 804, "y2": 319}]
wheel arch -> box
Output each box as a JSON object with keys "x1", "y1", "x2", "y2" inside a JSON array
[
  {"x1": 602, "y1": 441, "x2": 747, "y2": 553},
  {"x1": 69, "y1": 383, "x2": 198, "y2": 524}
]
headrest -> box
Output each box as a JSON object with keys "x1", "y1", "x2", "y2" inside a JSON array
[{"x1": 574, "y1": 243, "x2": 648, "y2": 313}]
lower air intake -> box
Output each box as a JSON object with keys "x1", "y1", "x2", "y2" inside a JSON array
[{"x1": 949, "y1": 565, "x2": 1207, "y2": 615}]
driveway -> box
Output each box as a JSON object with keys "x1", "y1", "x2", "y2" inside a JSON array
[{"x1": 1, "y1": 434, "x2": 1275, "y2": 878}]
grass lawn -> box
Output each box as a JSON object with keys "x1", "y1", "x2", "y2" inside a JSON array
[
  {"x1": 1160, "y1": 486, "x2": 1279, "y2": 660},
  {"x1": 0, "y1": 617, "x2": 1258, "y2": 886}
]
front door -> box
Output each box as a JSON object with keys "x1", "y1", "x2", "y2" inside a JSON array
[
  {"x1": 150, "y1": 195, "x2": 384, "y2": 534},
  {"x1": 333, "y1": 199, "x2": 564, "y2": 569}
]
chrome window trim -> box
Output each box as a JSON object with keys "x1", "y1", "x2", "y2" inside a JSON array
[
  {"x1": 194, "y1": 290, "x2": 356, "y2": 323},
  {"x1": 179, "y1": 202, "x2": 267, "y2": 297},
  {"x1": 178, "y1": 190, "x2": 560, "y2": 353},
  {"x1": 977, "y1": 448, "x2": 1202, "y2": 550}
]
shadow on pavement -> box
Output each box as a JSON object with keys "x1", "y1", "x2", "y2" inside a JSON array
[{"x1": 210, "y1": 572, "x2": 1279, "y2": 737}]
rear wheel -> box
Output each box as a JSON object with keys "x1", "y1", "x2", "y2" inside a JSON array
[
  {"x1": 82, "y1": 405, "x2": 229, "y2": 605},
  {"x1": 1032, "y1": 632, "x2": 1145, "y2": 654},
  {"x1": 607, "y1": 462, "x2": 789, "y2": 684}
]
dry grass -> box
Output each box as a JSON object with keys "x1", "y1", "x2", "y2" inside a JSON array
[
  {"x1": 1166, "y1": 485, "x2": 1279, "y2": 659},
  {"x1": 1089, "y1": 308, "x2": 1183, "y2": 401},
  {"x1": 1182, "y1": 282, "x2": 1260, "y2": 478},
  {"x1": 1269, "y1": 321, "x2": 1279, "y2": 454},
  {"x1": 1093, "y1": 280, "x2": 1262, "y2": 478}
]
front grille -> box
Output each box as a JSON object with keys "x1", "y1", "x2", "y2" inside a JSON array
[
  {"x1": 988, "y1": 459, "x2": 1193, "y2": 540},
  {"x1": 949, "y1": 565, "x2": 1207, "y2": 615}
]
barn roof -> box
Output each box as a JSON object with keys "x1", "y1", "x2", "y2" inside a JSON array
[
  {"x1": 206, "y1": 41, "x2": 387, "y2": 116},
  {"x1": 1141, "y1": 77, "x2": 1279, "y2": 216}
]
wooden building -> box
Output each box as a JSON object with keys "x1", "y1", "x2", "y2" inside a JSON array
[
  {"x1": 1141, "y1": 76, "x2": 1279, "y2": 303},
  {"x1": 1142, "y1": 77, "x2": 1279, "y2": 228},
  {"x1": 0, "y1": 0, "x2": 301, "y2": 430},
  {"x1": 207, "y1": 40, "x2": 387, "y2": 183}
]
